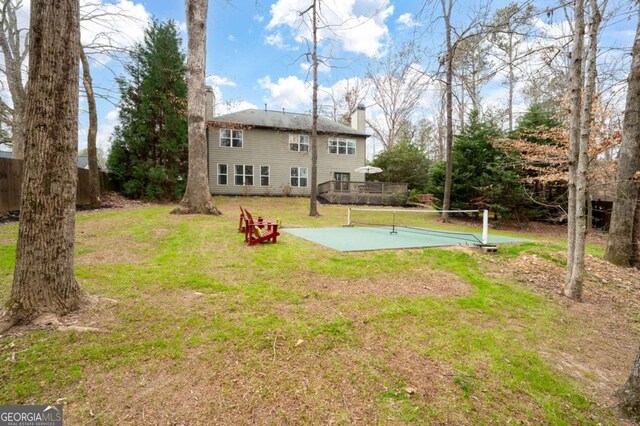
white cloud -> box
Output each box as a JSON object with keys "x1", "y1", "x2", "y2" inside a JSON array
[
  {"x1": 299, "y1": 60, "x2": 330, "y2": 74},
  {"x1": 532, "y1": 17, "x2": 572, "y2": 41},
  {"x1": 266, "y1": 0, "x2": 393, "y2": 58},
  {"x1": 9, "y1": 0, "x2": 150, "y2": 69},
  {"x1": 207, "y1": 74, "x2": 237, "y2": 87},
  {"x1": 396, "y1": 13, "x2": 419, "y2": 28},
  {"x1": 105, "y1": 109, "x2": 120, "y2": 122},
  {"x1": 254, "y1": 14, "x2": 265, "y2": 23},
  {"x1": 174, "y1": 20, "x2": 187, "y2": 34},
  {"x1": 97, "y1": 109, "x2": 119, "y2": 152},
  {"x1": 217, "y1": 99, "x2": 259, "y2": 115},
  {"x1": 228, "y1": 34, "x2": 237, "y2": 42},
  {"x1": 257, "y1": 73, "x2": 375, "y2": 118},
  {"x1": 265, "y1": 32, "x2": 296, "y2": 50},
  {"x1": 79, "y1": 108, "x2": 119, "y2": 153},
  {"x1": 209, "y1": 86, "x2": 257, "y2": 116},
  {"x1": 80, "y1": 0, "x2": 151, "y2": 62},
  {"x1": 258, "y1": 75, "x2": 311, "y2": 111}
]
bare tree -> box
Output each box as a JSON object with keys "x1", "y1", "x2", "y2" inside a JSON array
[
  {"x1": 321, "y1": 77, "x2": 369, "y2": 125},
  {"x1": 2, "y1": 0, "x2": 86, "y2": 328},
  {"x1": 565, "y1": 0, "x2": 603, "y2": 300},
  {"x1": 366, "y1": 43, "x2": 430, "y2": 150},
  {"x1": 490, "y1": 3, "x2": 535, "y2": 131},
  {"x1": 440, "y1": 0, "x2": 454, "y2": 220},
  {"x1": 605, "y1": 14, "x2": 640, "y2": 267},
  {"x1": 300, "y1": 0, "x2": 320, "y2": 217},
  {"x1": 78, "y1": 2, "x2": 153, "y2": 209},
  {"x1": 173, "y1": 0, "x2": 220, "y2": 215},
  {"x1": 0, "y1": 0, "x2": 145, "y2": 202},
  {"x1": 80, "y1": 45, "x2": 101, "y2": 209},
  {"x1": 452, "y1": 33, "x2": 495, "y2": 120},
  {"x1": 564, "y1": 0, "x2": 585, "y2": 299},
  {"x1": 0, "y1": 0, "x2": 27, "y2": 158}
]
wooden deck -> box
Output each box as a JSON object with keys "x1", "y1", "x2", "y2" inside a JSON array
[{"x1": 317, "y1": 180, "x2": 408, "y2": 206}]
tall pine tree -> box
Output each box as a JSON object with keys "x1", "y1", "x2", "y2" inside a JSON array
[
  {"x1": 429, "y1": 110, "x2": 524, "y2": 217},
  {"x1": 107, "y1": 19, "x2": 188, "y2": 200}
]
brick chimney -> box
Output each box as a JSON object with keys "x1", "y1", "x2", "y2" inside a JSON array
[
  {"x1": 350, "y1": 103, "x2": 366, "y2": 132},
  {"x1": 205, "y1": 85, "x2": 215, "y2": 120}
]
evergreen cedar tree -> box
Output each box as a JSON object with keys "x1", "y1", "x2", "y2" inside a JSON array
[
  {"x1": 427, "y1": 109, "x2": 525, "y2": 218},
  {"x1": 368, "y1": 106, "x2": 568, "y2": 220},
  {"x1": 107, "y1": 20, "x2": 188, "y2": 200},
  {"x1": 368, "y1": 140, "x2": 431, "y2": 192}
]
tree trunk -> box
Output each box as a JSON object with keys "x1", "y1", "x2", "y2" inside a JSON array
[
  {"x1": 605, "y1": 17, "x2": 640, "y2": 267},
  {"x1": 80, "y1": 45, "x2": 101, "y2": 209},
  {"x1": 566, "y1": 0, "x2": 600, "y2": 301},
  {"x1": 587, "y1": 193, "x2": 592, "y2": 232},
  {"x1": 309, "y1": 0, "x2": 319, "y2": 217},
  {"x1": 6, "y1": 0, "x2": 86, "y2": 324},
  {"x1": 618, "y1": 346, "x2": 640, "y2": 421},
  {"x1": 632, "y1": 196, "x2": 640, "y2": 266},
  {"x1": 458, "y1": 78, "x2": 465, "y2": 130},
  {"x1": 0, "y1": 0, "x2": 28, "y2": 159},
  {"x1": 565, "y1": 0, "x2": 585, "y2": 297},
  {"x1": 4, "y1": 60, "x2": 26, "y2": 158},
  {"x1": 507, "y1": 34, "x2": 515, "y2": 132},
  {"x1": 10, "y1": 96, "x2": 26, "y2": 158},
  {"x1": 441, "y1": 0, "x2": 453, "y2": 221},
  {"x1": 173, "y1": 0, "x2": 220, "y2": 215}
]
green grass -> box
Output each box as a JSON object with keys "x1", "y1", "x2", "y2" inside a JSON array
[{"x1": 0, "y1": 196, "x2": 619, "y2": 424}]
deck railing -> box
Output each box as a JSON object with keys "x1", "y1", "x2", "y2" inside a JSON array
[{"x1": 317, "y1": 180, "x2": 408, "y2": 205}]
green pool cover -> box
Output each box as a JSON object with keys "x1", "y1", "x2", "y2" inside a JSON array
[{"x1": 283, "y1": 226, "x2": 525, "y2": 252}]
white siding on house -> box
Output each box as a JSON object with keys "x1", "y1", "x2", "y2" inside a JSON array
[{"x1": 207, "y1": 127, "x2": 366, "y2": 196}]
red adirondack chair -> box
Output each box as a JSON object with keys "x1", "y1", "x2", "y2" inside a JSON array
[
  {"x1": 238, "y1": 206, "x2": 248, "y2": 233},
  {"x1": 241, "y1": 207, "x2": 279, "y2": 246},
  {"x1": 239, "y1": 205, "x2": 266, "y2": 234}
]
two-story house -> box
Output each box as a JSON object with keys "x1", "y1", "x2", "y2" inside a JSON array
[{"x1": 206, "y1": 103, "x2": 369, "y2": 197}]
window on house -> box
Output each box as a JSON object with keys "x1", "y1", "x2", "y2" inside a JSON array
[
  {"x1": 289, "y1": 134, "x2": 309, "y2": 152},
  {"x1": 260, "y1": 166, "x2": 270, "y2": 186},
  {"x1": 220, "y1": 129, "x2": 243, "y2": 148},
  {"x1": 234, "y1": 164, "x2": 253, "y2": 185},
  {"x1": 328, "y1": 138, "x2": 356, "y2": 155},
  {"x1": 290, "y1": 167, "x2": 308, "y2": 187},
  {"x1": 218, "y1": 164, "x2": 228, "y2": 185},
  {"x1": 334, "y1": 172, "x2": 350, "y2": 191}
]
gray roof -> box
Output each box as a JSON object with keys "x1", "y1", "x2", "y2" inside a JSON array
[{"x1": 209, "y1": 109, "x2": 369, "y2": 137}]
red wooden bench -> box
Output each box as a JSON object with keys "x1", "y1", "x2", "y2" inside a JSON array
[{"x1": 240, "y1": 206, "x2": 280, "y2": 246}]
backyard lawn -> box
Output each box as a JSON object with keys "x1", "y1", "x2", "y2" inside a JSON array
[{"x1": 0, "y1": 196, "x2": 638, "y2": 425}]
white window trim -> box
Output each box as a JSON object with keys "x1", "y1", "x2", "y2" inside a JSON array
[
  {"x1": 220, "y1": 128, "x2": 243, "y2": 148},
  {"x1": 289, "y1": 134, "x2": 309, "y2": 152},
  {"x1": 290, "y1": 166, "x2": 309, "y2": 188},
  {"x1": 260, "y1": 165, "x2": 270, "y2": 187},
  {"x1": 328, "y1": 137, "x2": 356, "y2": 155},
  {"x1": 217, "y1": 163, "x2": 228, "y2": 186},
  {"x1": 233, "y1": 164, "x2": 254, "y2": 186}
]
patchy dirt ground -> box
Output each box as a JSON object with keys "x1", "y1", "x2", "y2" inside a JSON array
[
  {"x1": 488, "y1": 250, "x2": 640, "y2": 415},
  {"x1": 301, "y1": 268, "x2": 473, "y2": 298}
]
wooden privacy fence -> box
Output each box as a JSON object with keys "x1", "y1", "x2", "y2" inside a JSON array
[{"x1": 0, "y1": 157, "x2": 114, "y2": 212}]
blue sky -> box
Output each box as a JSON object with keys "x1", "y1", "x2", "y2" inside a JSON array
[
  {"x1": 7, "y1": 0, "x2": 632, "y2": 155},
  {"x1": 83, "y1": 0, "x2": 435, "y2": 152}
]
